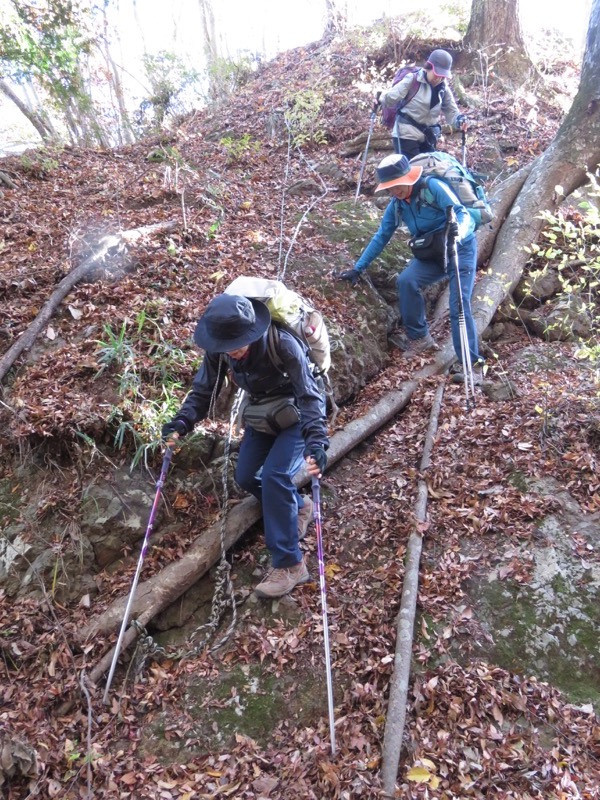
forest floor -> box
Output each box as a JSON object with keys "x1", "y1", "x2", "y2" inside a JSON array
[{"x1": 0, "y1": 22, "x2": 599, "y2": 800}]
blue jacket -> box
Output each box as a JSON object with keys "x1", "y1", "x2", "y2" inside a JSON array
[
  {"x1": 355, "y1": 177, "x2": 475, "y2": 273},
  {"x1": 172, "y1": 328, "x2": 328, "y2": 451}
]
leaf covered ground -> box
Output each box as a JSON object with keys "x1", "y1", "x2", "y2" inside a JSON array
[{"x1": 1, "y1": 22, "x2": 599, "y2": 800}]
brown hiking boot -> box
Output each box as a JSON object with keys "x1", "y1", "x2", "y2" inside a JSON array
[
  {"x1": 403, "y1": 332, "x2": 439, "y2": 357},
  {"x1": 450, "y1": 360, "x2": 485, "y2": 386},
  {"x1": 254, "y1": 558, "x2": 310, "y2": 599},
  {"x1": 297, "y1": 495, "x2": 314, "y2": 541},
  {"x1": 389, "y1": 331, "x2": 439, "y2": 356}
]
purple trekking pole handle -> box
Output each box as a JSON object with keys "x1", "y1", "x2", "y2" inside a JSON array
[
  {"x1": 103, "y1": 446, "x2": 174, "y2": 703},
  {"x1": 311, "y1": 476, "x2": 337, "y2": 754}
]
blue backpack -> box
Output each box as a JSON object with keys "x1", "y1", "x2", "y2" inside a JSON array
[{"x1": 410, "y1": 151, "x2": 493, "y2": 229}]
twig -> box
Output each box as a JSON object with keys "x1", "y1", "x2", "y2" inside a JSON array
[{"x1": 79, "y1": 671, "x2": 93, "y2": 799}]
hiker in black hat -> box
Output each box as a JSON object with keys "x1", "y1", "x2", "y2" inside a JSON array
[
  {"x1": 377, "y1": 49, "x2": 467, "y2": 158},
  {"x1": 338, "y1": 154, "x2": 484, "y2": 383},
  {"x1": 162, "y1": 293, "x2": 329, "y2": 599}
]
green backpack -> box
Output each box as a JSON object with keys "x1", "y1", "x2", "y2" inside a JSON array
[{"x1": 410, "y1": 151, "x2": 493, "y2": 229}]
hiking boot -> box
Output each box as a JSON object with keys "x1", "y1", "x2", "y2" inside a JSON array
[
  {"x1": 450, "y1": 360, "x2": 485, "y2": 386},
  {"x1": 254, "y1": 558, "x2": 310, "y2": 599},
  {"x1": 297, "y1": 495, "x2": 314, "y2": 541},
  {"x1": 389, "y1": 331, "x2": 439, "y2": 356}
]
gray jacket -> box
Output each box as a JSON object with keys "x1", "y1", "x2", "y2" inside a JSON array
[{"x1": 380, "y1": 68, "x2": 461, "y2": 142}]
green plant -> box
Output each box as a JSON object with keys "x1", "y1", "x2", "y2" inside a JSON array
[
  {"x1": 19, "y1": 150, "x2": 60, "y2": 178},
  {"x1": 108, "y1": 379, "x2": 186, "y2": 469},
  {"x1": 139, "y1": 50, "x2": 200, "y2": 129},
  {"x1": 284, "y1": 89, "x2": 328, "y2": 147},
  {"x1": 219, "y1": 133, "x2": 260, "y2": 164},
  {"x1": 94, "y1": 322, "x2": 135, "y2": 373},
  {"x1": 206, "y1": 54, "x2": 254, "y2": 102},
  {"x1": 522, "y1": 179, "x2": 600, "y2": 370}
]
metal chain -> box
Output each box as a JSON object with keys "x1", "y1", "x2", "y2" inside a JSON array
[{"x1": 128, "y1": 388, "x2": 246, "y2": 674}]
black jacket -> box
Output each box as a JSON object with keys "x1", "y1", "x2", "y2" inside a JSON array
[{"x1": 172, "y1": 327, "x2": 328, "y2": 451}]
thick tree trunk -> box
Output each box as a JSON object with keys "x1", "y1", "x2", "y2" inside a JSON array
[
  {"x1": 462, "y1": 0, "x2": 535, "y2": 86},
  {"x1": 323, "y1": 0, "x2": 347, "y2": 42}
]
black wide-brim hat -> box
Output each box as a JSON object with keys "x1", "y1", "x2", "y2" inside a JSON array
[{"x1": 193, "y1": 293, "x2": 271, "y2": 352}]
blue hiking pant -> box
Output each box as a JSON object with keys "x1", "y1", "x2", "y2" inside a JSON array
[
  {"x1": 235, "y1": 423, "x2": 306, "y2": 569},
  {"x1": 396, "y1": 235, "x2": 480, "y2": 363}
]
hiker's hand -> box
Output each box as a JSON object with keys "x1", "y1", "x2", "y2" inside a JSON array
[
  {"x1": 447, "y1": 220, "x2": 459, "y2": 240},
  {"x1": 372, "y1": 95, "x2": 381, "y2": 113},
  {"x1": 454, "y1": 114, "x2": 468, "y2": 132},
  {"x1": 338, "y1": 269, "x2": 361, "y2": 286},
  {"x1": 305, "y1": 446, "x2": 327, "y2": 478},
  {"x1": 161, "y1": 419, "x2": 186, "y2": 446}
]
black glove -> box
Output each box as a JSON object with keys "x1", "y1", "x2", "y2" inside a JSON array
[
  {"x1": 161, "y1": 419, "x2": 188, "y2": 442},
  {"x1": 304, "y1": 446, "x2": 327, "y2": 474},
  {"x1": 454, "y1": 114, "x2": 467, "y2": 130},
  {"x1": 447, "y1": 221, "x2": 459, "y2": 240},
  {"x1": 338, "y1": 269, "x2": 361, "y2": 286}
]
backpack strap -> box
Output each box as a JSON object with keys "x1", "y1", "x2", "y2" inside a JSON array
[
  {"x1": 266, "y1": 324, "x2": 285, "y2": 373},
  {"x1": 267, "y1": 321, "x2": 320, "y2": 378},
  {"x1": 397, "y1": 73, "x2": 420, "y2": 115}
]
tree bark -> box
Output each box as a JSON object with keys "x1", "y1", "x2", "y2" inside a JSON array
[
  {"x1": 0, "y1": 221, "x2": 177, "y2": 386},
  {"x1": 462, "y1": 0, "x2": 535, "y2": 87},
  {"x1": 198, "y1": 0, "x2": 220, "y2": 103}
]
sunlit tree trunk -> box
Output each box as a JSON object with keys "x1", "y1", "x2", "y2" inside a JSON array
[
  {"x1": 198, "y1": 0, "x2": 220, "y2": 103},
  {"x1": 99, "y1": 2, "x2": 136, "y2": 145},
  {"x1": 466, "y1": 0, "x2": 600, "y2": 336},
  {"x1": 462, "y1": 0, "x2": 535, "y2": 87}
]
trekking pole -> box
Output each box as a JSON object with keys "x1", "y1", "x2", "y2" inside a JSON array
[
  {"x1": 103, "y1": 445, "x2": 174, "y2": 704},
  {"x1": 354, "y1": 92, "x2": 380, "y2": 204},
  {"x1": 461, "y1": 129, "x2": 467, "y2": 168},
  {"x1": 445, "y1": 207, "x2": 475, "y2": 410},
  {"x1": 311, "y1": 476, "x2": 336, "y2": 754}
]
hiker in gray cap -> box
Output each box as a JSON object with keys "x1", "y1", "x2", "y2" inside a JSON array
[
  {"x1": 377, "y1": 49, "x2": 467, "y2": 158},
  {"x1": 162, "y1": 293, "x2": 329, "y2": 599}
]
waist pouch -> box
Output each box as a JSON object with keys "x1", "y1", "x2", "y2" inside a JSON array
[
  {"x1": 242, "y1": 395, "x2": 300, "y2": 435},
  {"x1": 408, "y1": 229, "x2": 447, "y2": 261},
  {"x1": 397, "y1": 113, "x2": 441, "y2": 147}
]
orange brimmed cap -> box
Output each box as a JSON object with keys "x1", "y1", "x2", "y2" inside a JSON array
[{"x1": 375, "y1": 154, "x2": 423, "y2": 193}]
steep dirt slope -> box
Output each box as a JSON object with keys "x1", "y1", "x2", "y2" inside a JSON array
[{"x1": 1, "y1": 26, "x2": 598, "y2": 800}]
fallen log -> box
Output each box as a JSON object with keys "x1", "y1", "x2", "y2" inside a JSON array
[
  {"x1": 0, "y1": 220, "x2": 178, "y2": 385},
  {"x1": 380, "y1": 382, "x2": 445, "y2": 797}
]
